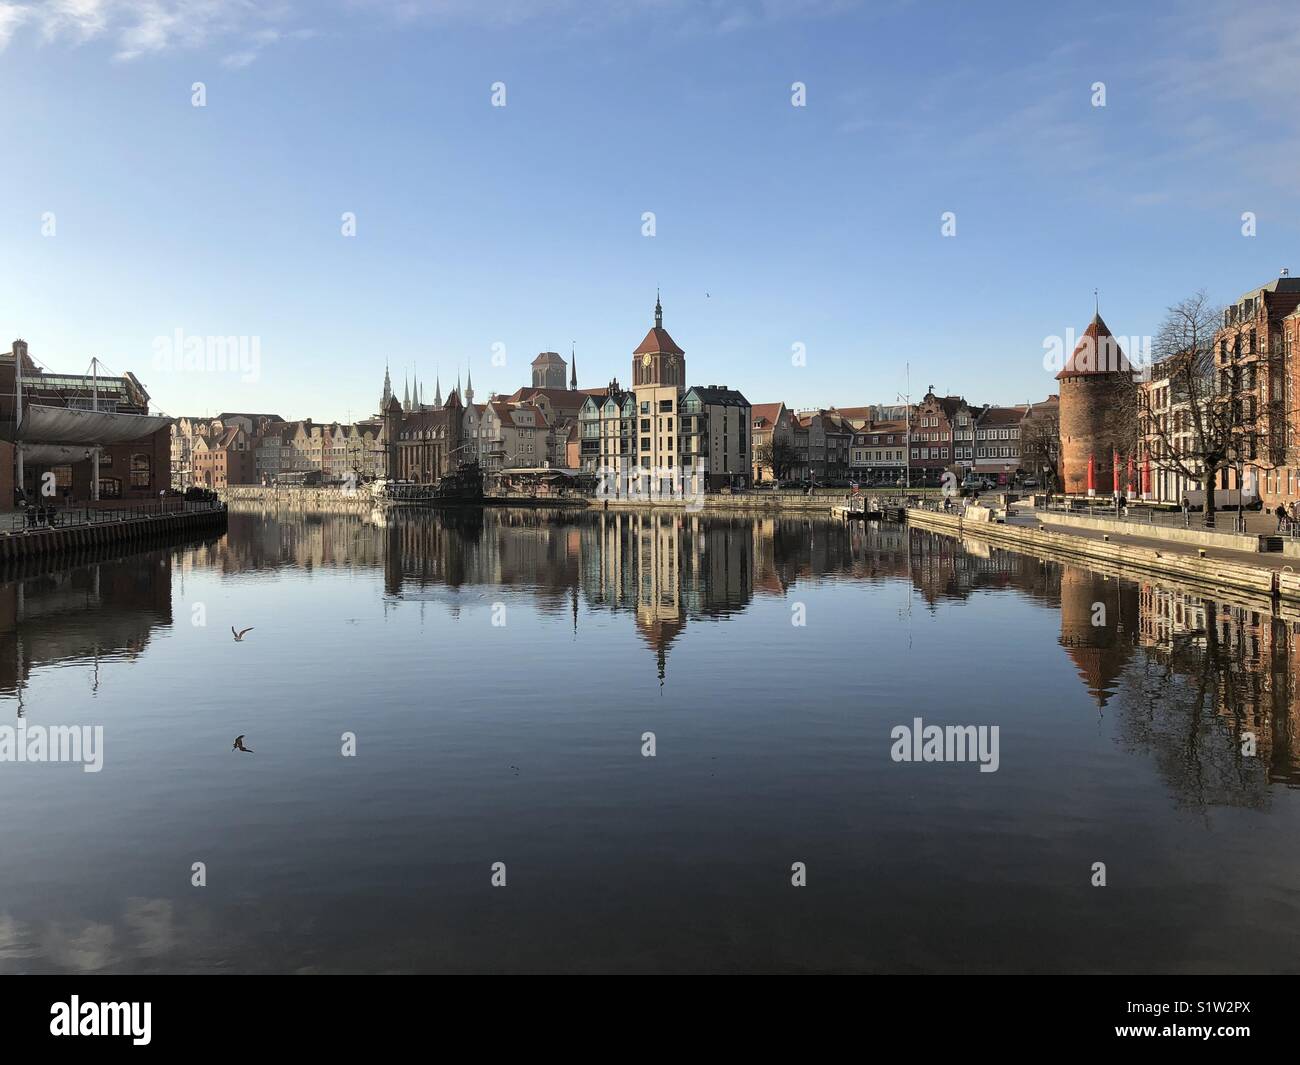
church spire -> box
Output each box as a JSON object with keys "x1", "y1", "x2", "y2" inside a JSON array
[
  {"x1": 381, "y1": 360, "x2": 392, "y2": 411},
  {"x1": 570, "y1": 343, "x2": 577, "y2": 390},
  {"x1": 434, "y1": 372, "x2": 443, "y2": 410},
  {"x1": 403, "y1": 375, "x2": 410, "y2": 412},
  {"x1": 465, "y1": 364, "x2": 474, "y2": 404},
  {"x1": 655, "y1": 289, "x2": 663, "y2": 329}
]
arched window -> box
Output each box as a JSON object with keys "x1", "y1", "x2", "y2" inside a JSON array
[{"x1": 130, "y1": 454, "x2": 152, "y2": 488}]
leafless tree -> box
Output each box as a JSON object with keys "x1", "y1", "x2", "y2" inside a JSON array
[
  {"x1": 1141, "y1": 290, "x2": 1253, "y2": 528},
  {"x1": 1020, "y1": 409, "x2": 1060, "y2": 491},
  {"x1": 756, "y1": 439, "x2": 799, "y2": 482}
]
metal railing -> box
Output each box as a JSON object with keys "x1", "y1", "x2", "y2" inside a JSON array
[{"x1": 4, "y1": 499, "x2": 224, "y2": 534}]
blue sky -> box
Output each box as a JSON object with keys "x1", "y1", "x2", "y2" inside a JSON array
[{"x1": 3, "y1": 0, "x2": 1299, "y2": 422}]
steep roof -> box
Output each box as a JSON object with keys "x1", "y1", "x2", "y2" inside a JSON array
[
  {"x1": 531, "y1": 351, "x2": 566, "y2": 366},
  {"x1": 488, "y1": 401, "x2": 549, "y2": 429},
  {"x1": 633, "y1": 326, "x2": 685, "y2": 356},
  {"x1": 751, "y1": 402, "x2": 786, "y2": 427},
  {"x1": 1056, "y1": 313, "x2": 1134, "y2": 379}
]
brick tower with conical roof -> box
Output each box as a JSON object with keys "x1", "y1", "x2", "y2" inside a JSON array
[{"x1": 1056, "y1": 312, "x2": 1137, "y2": 496}]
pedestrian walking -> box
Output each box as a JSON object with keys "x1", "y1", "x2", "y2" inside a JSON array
[{"x1": 1276, "y1": 503, "x2": 1288, "y2": 533}]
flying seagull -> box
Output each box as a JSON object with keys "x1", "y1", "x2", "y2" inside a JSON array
[
  {"x1": 232, "y1": 735, "x2": 254, "y2": 753},
  {"x1": 232, "y1": 626, "x2": 254, "y2": 642}
]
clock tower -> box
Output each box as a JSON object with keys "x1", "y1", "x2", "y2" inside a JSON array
[{"x1": 631, "y1": 292, "x2": 687, "y2": 484}]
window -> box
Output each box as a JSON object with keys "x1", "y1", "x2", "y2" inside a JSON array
[
  {"x1": 659, "y1": 400, "x2": 674, "y2": 412},
  {"x1": 130, "y1": 454, "x2": 152, "y2": 488}
]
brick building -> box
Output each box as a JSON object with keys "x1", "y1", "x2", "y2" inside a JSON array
[
  {"x1": 1213, "y1": 274, "x2": 1300, "y2": 508},
  {"x1": 1056, "y1": 313, "x2": 1138, "y2": 496},
  {"x1": 910, "y1": 389, "x2": 974, "y2": 483},
  {"x1": 192, "y1": 423, "x2": 254, "y2": 488},
  {"x1": 2, "y1": 339, "x2": 171, "y2": 503}
]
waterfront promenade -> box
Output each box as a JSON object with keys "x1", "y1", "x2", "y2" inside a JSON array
[
  {"x1": 0, "y1": 500, "x2": 227, "y2": 562},
  {"x1": 909, "y1": 504, "x2": 1300, "y2": 605}
]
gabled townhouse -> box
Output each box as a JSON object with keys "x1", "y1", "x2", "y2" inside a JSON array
[{"x1": 751, "y1": 402, "x2": 795, "y2": 483}]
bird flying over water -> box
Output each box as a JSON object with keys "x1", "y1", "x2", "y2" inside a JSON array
[
  {"x1": 232, "y1": 626, "x2": 254, "y2": 641},
  {"x1": 233, "y1": 735, "x2": 253, "y2": 753}
]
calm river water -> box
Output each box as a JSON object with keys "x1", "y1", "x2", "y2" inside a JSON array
[{"x1": 2, "y1": 506, "x2": 1298, "y2": 973}]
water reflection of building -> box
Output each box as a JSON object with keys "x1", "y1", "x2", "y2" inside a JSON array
[
  {"x1": 1133, "y1": 584, "x2": 1300, "y2": 789},
  {"x1": 0, "y1": 551, "x2": 174, "y2": 708},
  {"x1": 1058, "y1": 565, "x2": 1139, "y2": 708},
  {"x1": 906, "y1": 529, "x2": 1057, "y2": 607},
  {"x1": 578, "y1": 511, "x2": 756, "y2": 679}
]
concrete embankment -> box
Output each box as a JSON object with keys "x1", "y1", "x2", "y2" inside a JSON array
[
  {"x1": 223, "y1": 486, "x2": 372, "y2": 509},
  {"x1": 1035, "y1": 509, "x2": 1285, "y2": 555},
  {"x1": 908, "y1": 507, "x2": 1300, "y2": 603},
  {"x1": 0, "y1": 506, "x2": 228, "y2": 563},
  {"x1": 222, "y1": 485, "x2": 859, "y2": 514}
]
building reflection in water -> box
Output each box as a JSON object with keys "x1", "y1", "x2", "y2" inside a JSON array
[
  {"x1": 4, "y1": 504, "x2": 1300, "y2": 795},
  {"x1": 0, "y1": 546, "x2": 179, "y2": 712}
]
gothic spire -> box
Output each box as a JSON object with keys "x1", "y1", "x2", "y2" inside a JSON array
[
  {"x1": 570, "y1": 343, "x2": 577, "y2": 389},
  {"x1": 655, "y1": 289, "x2": 663, "y2": 329}
]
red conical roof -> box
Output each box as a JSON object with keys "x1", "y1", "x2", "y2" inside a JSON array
[{"x1": 1056, "y1": 313, "x2": 1133, "y2": 379}]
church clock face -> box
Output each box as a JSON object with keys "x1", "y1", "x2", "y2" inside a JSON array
[{"x1": 642, "y1": 353, "x2": 653, "y2": 369}]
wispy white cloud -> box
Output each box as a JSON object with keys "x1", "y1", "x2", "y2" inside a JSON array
[
  {"x1": 1, "y1": 0, "x2": 866, "y2": 61},
  {"x1": 0, "y1": 0, "x2": 310, "y2": 64}
]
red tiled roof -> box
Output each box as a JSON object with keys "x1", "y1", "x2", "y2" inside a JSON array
[
  {"x1": 633, "y1": 327, "x2": 684, "y2": 356},
  {"x1": 506, "y1": 387, "x2": 588, "y2": 408},
  {"x1": 978, "y1": 406, "x2": 1027, "y2": 427},
  {"x1": 1057, "y1": 314, "x2": 1133, "y2": 379}
]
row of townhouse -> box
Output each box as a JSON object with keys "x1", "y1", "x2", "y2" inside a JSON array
[
  {"x1": 750, "y1": 391, "x2": 1059, "y2": 486},
  {"x1": 172, "y1": 412, "x2": 385, "y2": 489},
  {"x1": 1136, "y1": 273, "x2": 1300, "y2": 508}
]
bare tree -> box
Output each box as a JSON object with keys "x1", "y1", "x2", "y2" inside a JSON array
[
  {"x1": 756, "y1": 438, "x2": 799, "y2": 482},
  {"x1": 1142, "y1": 291, "x2": 1251, "y2": 528},
  {"x1": 1020, "y1": 408, "x2": 1060, "y2": 491}
]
